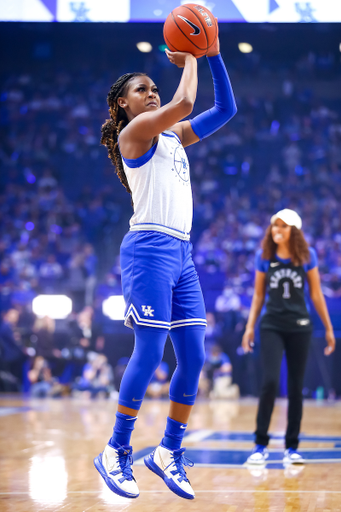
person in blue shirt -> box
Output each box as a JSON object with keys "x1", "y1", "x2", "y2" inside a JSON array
[{"x1": 242, "y1": 209, "x2": 335, "y2": 465}]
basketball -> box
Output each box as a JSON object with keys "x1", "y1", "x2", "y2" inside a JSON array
[{"x1": 163, "y1": 4, "x2": 218, "y2": 58}]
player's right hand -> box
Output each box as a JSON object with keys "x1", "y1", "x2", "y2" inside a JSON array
[
  {"x1": 242, "y1": 327, "x2": 255, "y2": 353},
  {"x1": 324, "y1": 328, "x2": 336, "y2": 356}
]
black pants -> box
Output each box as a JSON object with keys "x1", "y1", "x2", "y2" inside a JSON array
[{"x1": 255, "y1": 329, "x2": 311, "y2": 450}]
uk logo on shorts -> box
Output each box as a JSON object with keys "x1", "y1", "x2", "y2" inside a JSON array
[{"x1": 142, "y1": 305, "x2": 154, "y2": 317}]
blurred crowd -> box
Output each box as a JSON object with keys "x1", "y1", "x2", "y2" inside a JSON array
[{"x1": 0, "y1": 33, "x2": 341, "y2": 395}]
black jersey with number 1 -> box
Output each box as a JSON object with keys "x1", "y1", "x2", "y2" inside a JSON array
[{"x1": 255, "y1": 247, "x2": 318, "y2": 332}]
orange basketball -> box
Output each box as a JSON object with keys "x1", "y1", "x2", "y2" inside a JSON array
[{"x1": 163, "y1": 4, "x2": 218, "y2": 59}]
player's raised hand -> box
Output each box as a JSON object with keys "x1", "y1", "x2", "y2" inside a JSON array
[
  {"x1": 206, "y1": 19, "x2": 220, "y2": 57},
  {"x1": 242, "y1": 326, "x2": 255, "y2": 353}
]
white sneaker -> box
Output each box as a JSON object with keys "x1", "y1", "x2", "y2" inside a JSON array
[
  {"x1": 144, "y1": 444, "x2": 195, "y2": 500},
  {"x1": 246, "y1": 445, "x2": 269, "y2": 465},
  {"x1": 94, "y1": 444, "x2": 139, "y2": 499},
  {"x1": 283, "y1": 448, "x2": 305, "y2": 464}
]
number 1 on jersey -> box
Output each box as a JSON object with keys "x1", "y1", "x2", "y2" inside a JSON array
[{"x1": 282, "y1": 281, "x2": 291, "y2": 299}]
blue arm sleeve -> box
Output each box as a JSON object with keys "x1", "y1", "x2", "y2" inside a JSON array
[{"x1": 189, "y1": 53, "x2": 237, "y2": 140}]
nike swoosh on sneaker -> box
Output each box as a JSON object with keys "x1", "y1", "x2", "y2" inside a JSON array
[{"x1": 158, "y1": 450, "x2": 167, "y2": 471}]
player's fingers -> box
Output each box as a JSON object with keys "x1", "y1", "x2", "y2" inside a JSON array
[
  {"x1": 324, "y1": 345, "x2": 334, "y2": 356},
  {"x1": 241, "y1": 340, "x2": 248, "y2": 353}
]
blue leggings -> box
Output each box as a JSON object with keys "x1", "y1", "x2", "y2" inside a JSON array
[{"x1": 118, "y1": 323, "x2": 206, "y2": 410}]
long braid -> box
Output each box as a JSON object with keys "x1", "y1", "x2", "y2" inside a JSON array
[{"x1": 101, "y1": 73, "x2": 146, "y2": 202}]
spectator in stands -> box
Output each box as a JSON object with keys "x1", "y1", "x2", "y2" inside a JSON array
[
  {"x1": 72, "y1": 352, "x2": 114, "y2": 398},
  {"x1": 145, "y1": 363, "x2": 170, "y2": 399},
  {"x1": 83, "y1": 243, "x2": 97, "y2": 306},
  {"x1": 203, "y1": 344, "x2": 239, "y2": 399},
  {"x1": 38, "y1": 254, "x2": 63, "y2": 292},
  {"x1": 67, "y1": 251, "x2": 87, "y2": 312},
  {"x1": 0, "y1": 308, "x2": 26, "y2": 391},
  {"x1": 28, "y1": 355, "x2": 61, "y2": 398},
  {"x1": 32, "y1": 315, "x2": 58, "y2": 359}
]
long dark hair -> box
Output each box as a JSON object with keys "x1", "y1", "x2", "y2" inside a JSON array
[
  {"x1": 261, "y1": 225, "x2": 310, "y2": 266},
  {"x1": 101, "y1": 73, "x2": 146, "y2": 199}
]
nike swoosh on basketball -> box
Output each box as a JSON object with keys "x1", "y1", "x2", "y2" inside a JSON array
[
  {"x1": 270, "y1": 262, "x2": 280, "y2": 267},
  {"x1": 177, "y1": 15, "x2": 201, "y2": 35}
]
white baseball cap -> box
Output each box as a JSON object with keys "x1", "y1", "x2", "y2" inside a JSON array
[{"x1": 270, "y1": 209, "x2": 302, "y2": 230}]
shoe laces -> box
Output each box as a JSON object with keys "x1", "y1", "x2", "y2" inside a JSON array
[
  {"x1": 253, "y1": 445, "x2": 266, "y2": 454},
  {"x1": 110, "y1": 445, "x2": 134, "y2": 482},
  {"x1": 166, "y1": 448, "x2": 194, "y2": 483},
  {"x1": 287, "y1": 448, "x2": 299, "y2": 456}
]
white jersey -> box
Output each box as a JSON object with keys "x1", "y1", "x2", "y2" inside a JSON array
[{"x1": 121, "y1": 130, "x2": 193, "y2": 241}]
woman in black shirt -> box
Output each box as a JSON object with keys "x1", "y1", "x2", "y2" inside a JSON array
[{"x1": 242, "y1": 209, "x2": 335, "y2": 465}]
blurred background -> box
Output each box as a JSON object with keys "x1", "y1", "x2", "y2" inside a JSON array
[{"x1": 0, "y1": 1, "x2": 341, "y2": 400}]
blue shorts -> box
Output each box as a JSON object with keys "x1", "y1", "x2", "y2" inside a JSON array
[{"x1": 120, "y1": 231, "x2": 207, "y2": 330}]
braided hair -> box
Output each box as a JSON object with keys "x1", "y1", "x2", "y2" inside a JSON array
[{"x1": 101, "y1": 72, "x2": 146, "y2": 200}]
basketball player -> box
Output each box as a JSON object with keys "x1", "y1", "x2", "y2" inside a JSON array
[
  {"x1": 242, "y1": 209, "x2": 335, "y2": 465},
  {"x1": 94, "y1": 33, "x2": 237, "y2": 499}
]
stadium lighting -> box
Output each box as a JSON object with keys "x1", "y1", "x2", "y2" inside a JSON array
[
  {"x1": 136, "y1": 42, "x2": 153, "y2": 53},
  {"x1": 102, "y1": 295, "x2": 126, "y2": 321},
  {"x1": 32, "y1": 295, "x2": 72, "y2": 319},
  {"x1": 238, "y1": 42, "x2": 253, "y2": 53}
]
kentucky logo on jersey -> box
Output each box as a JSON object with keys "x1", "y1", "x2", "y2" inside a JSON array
[
  {"x1": 270, "y1": 269, "x2": 303, "y2": 289},
  {"x1": 141, "y1": 305, "x2": 154, "y2": 317},
  {"x1": 173, "y1": 145, "x2": 190, "y2": 183}
]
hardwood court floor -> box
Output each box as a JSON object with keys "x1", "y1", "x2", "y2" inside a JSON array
[{"x1": 1, "y1": 395, "x2": 341, "y2": 512}]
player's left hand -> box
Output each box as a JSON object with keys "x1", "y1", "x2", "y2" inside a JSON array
[
  {"x1": 324, "y1": 328, "x2": 336, "y2": 356},
  {"x1": 206, "y1": 18, "x2": 220, "y2": 57}
]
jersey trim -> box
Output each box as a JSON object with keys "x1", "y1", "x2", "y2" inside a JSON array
[
  {"x1": 121, "y1": 142, "x2": 158, "y2": 168},
  {"x1": 170, "y1": 318, "x2": 207, "y2": 329},
  {"x1": 124, "y1": 304, "x2": 170, "y2": 330},
  {"x1": 124, "y1": 305, "x2": 207, "y2": 330},
  {"x1": 120, "y1": 132, "x2": 180, "y2": 169},
  {"x1": 161, "y1": 131, "x2": 181, "y2": 143},
  {"x1": 130, "y1": 223, "x2": 190, "y2": 241}
]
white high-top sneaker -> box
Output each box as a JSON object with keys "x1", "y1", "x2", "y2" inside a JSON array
[
  {"x1": 246, "y1": 445, "x2": 269, "y2": 465},
  {"x1": 144, "y1": 444, "x2": 195, "y2": 500},
  {"x1": 94, "y1": 444, "x2": 139, "y2": 499},
  {"x1": 283, "y1": 448, "x2": 305, "y2": 464}
]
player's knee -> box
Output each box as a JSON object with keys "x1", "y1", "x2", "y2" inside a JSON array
[
  {"x1": 194, "y1": 345, "x2": 206, "y2": 372},
  {"x1": 182, "y1": 345, "x2": 205, "y2": 377}
]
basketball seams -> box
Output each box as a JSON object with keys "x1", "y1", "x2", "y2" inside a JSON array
[
  {"x1": 169, "y1": 8, "x2": 206, "y2": 53},
  {"x1": 182, "y1": 5, "x2": 209, "y2": 51},
  {"x1": 165, "y1": 18, "x2": 181, "y2": 53}
]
